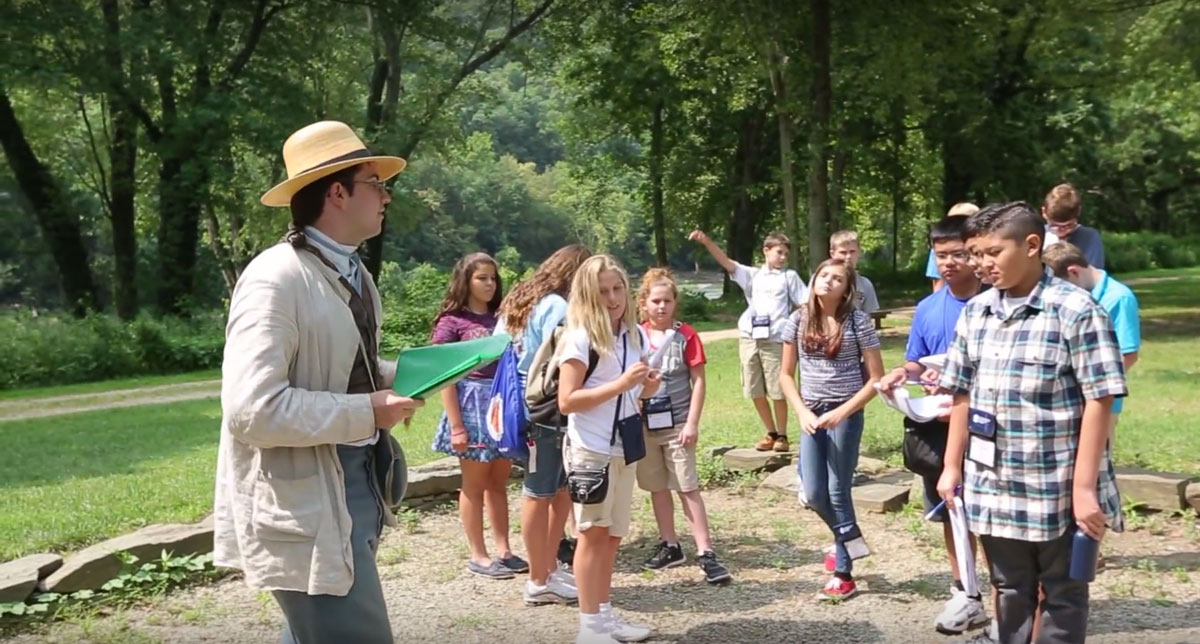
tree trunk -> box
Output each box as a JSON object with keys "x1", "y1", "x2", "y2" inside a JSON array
[
  {"x1": 109, "y1": 107, "x2": 140, "y2": 319},
  {"x1": 649, "y1": 98, "x2": 668, "y2": 266},
  {"x1": 806, "y1": 0, "x2": 833, "y2": 272},
  {"x1": 941, "y1": 133, "x2": 973, "y2": 213},
  {"x1": 889, "y1": 99, "x2": 906, "y2": 273},
  {"x1": 156, "y1": 146, "x2": 207, "y2": 315},
  {"x1": 830, "y1": 142, "x2": 848, "y2": 230},
  {"x1": 767, "y1": 43, "x2": 803, "y2": 272},
  {"x1": 0, "y1": 88, "x2": 100, "y2": 316},
  {"x1": 100, "y1": 0, "x2": 139, "y2": 319},
  {"x1": 724, "y1": 108, "x2": 771, "y2": 294}
]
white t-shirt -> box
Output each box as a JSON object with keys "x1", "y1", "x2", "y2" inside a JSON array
[
  {"x1": 1001, "y1": 294, "x2": 1029, "y2": 317},
  {"x1": 730, "y1": 263, "x2": 808, "y2": 342},
  {"x1": 559, "y1": 323, "x2": 648, "y2": 458}
]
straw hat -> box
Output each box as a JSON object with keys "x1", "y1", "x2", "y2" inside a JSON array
[{"x1": 260, "y1": 121, "x2": 406, "y2": 207}]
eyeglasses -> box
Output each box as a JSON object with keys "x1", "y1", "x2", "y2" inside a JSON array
[
  {"x1": 935, "y1": 252, "x2": 973, "y2": 262},
  {"x1": 1046, "y1": 219, "x2": 1078, "y2": 233},
  {"x1": 353, "y1": 179, "x2": 392, "y2": 196}
]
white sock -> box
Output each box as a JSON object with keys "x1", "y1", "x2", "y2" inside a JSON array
[
  {"x1": 580, "y1": 611, "x2": 606, "y2": 632},
  {"x1": 599, "y1": 602, "x2": 613, "y2": 619}
]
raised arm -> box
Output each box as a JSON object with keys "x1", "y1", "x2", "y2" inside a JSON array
[{"x1": 689, "y1": 230, "x2": 738, "y2": 274}]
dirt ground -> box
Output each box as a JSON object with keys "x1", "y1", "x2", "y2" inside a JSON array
[{"x1": 6, "y1": 483, "x2": 1199, "y2": 644}]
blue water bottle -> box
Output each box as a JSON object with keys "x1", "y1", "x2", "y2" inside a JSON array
[{"x1": 1068, "y1": 530, "x2": 1100, "y2": 582}]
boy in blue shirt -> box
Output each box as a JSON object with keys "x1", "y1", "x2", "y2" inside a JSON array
[
  {"x1": 880, "y1": 215, "x2": 989, "y2": 636},
  {"x1": 1042, "y1": 242, "x2": 1140, "y2": 445},
  {"x1": 927, "y1": 203, "x2": 980, "y2": 291}
]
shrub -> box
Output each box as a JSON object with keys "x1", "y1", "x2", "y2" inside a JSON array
[
  {"x1": 378, "y1": 262, "x2": 451, "y2": 354},
  {"x1": 1102, "y1": 232, "x2": 1200, "y2": 274},
  {"x1": 0, "y1": 311, "x2": 225, "y2": 390}
]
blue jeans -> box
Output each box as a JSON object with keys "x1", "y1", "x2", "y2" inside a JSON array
[{"x1": 799, "y1": 404, "x2": 864, "y2": 575}]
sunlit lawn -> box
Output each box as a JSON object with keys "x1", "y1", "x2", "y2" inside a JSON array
[{"x1": 1, "y1": 268, "x2": 1196, "y2": 560}]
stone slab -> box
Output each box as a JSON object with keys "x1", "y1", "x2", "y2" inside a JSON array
[
  {"x1": 853, "y1": 483, "x2": 910, "y2": 514},
  {"x1": 41, "y1": 522, "x2": 212, "y2": 593},
  {"x1": 1115, "y1": 468, "x2": 1192, "y2": 512},
  {"x1": 722, "y1": 448, "x2": 792, "y2": 473}
]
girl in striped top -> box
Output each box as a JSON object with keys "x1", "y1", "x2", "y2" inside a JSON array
[{"x1": 779, "y1": 258, "x2": 884, "y2": 601}]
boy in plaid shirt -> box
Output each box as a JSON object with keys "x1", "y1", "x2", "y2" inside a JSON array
[{"x1": 937, "y1": 202, "x2": 1127, "y2": 644}]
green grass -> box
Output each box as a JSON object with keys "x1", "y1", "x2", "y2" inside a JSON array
[
  {"x1": 0, "y1": 369, "x2": 221, "y2": 401},
  {"x1": 0, "y1": 395, "x2": 449, "y2": 561},
  {"x1": 1, "y1": 267, "x2": 1196, "y2": 561}
]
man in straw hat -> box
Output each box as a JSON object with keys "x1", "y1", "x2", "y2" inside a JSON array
[{"x1": 215, "y1": 121, "x2": 423, "y2": 643}]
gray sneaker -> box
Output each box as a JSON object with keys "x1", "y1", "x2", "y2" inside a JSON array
[{"x1": 467, "y1": 559, "x2": 515, "y2": 580}]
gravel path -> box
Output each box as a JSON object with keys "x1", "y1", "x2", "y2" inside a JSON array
[{"x1": 7, "y1": 486, "x2": 1199, "y2": 644}]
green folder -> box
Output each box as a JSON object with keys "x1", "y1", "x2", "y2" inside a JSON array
[{"x1": 390, "y1": 333, "x2": 511, "y2": 399}]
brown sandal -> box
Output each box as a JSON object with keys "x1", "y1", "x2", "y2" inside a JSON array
[
  {"x1": 755, "y1": 432, "x2": 779, "y2": 451},
  {"x1": 773, "y1": 436, "x2": 790, "y2": 453}
]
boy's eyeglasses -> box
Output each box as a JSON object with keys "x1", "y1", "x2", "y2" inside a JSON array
[
  {"x1": 1046, "y1": 219, "x2": 1078, "y2": 234},
  {"x1": 935, "y1": 252, "x2": 972, "y2": 262}
]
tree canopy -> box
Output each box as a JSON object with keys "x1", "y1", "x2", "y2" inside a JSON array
[{"x1": 2, "y1": 0, "x2": 1198, "y2": 316}]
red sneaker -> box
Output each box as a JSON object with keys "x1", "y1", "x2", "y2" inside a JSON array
[{"x1": 818, "y1": 576, "x2": 859, "y2": 601}]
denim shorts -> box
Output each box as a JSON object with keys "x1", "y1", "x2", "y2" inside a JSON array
[{"x1": 522, "y1": 423, "x2": 567, "y2": 498}]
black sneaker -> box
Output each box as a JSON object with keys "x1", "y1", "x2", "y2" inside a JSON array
[
  {"x1": 697, "y1": 551, "x2": 732, "y2": 585},
  {"x1": 557, "y1": 537, "x2": 575, "y2": 570},
  {"x1": 641, "y1": 541, "x2": 685, "y2": 571}
]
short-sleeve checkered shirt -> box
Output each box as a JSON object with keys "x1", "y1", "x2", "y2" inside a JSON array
[{"x1": 939, "y1": 269, "x2": 1128, "y2": 542}]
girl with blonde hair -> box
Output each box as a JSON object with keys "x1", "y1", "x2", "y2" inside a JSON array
[{"x1": 558, "y1": 255, "x2": 661, "y2": 644}]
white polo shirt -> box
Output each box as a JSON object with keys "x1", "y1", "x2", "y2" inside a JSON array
[
  {"x1": 559, "y1": 323, "x2": 648, "y2": 458},
  {"x1": 730, "y1": 263, "x2": 807, "y2": 342}
]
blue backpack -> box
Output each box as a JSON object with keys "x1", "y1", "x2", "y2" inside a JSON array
[{"x1": 486, "y1": 344, "x2": 528, "y2": 461}]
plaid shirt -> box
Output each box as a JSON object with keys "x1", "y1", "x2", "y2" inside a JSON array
[{"x1": 939, "y1": 269, "x2": 1128, "y2": 542}]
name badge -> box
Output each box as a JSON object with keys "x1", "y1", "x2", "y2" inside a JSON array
[
  {"x1": 835, "y1": 522, "x2": 870, "y2": 560},
  {"x1": 968, "y1": 408, "x2": 997, "y2": 438},
  {"x1": 644, "y1": 396, "x2": 675, "y2": 431},
  {"x1": 751, "y1": 315, "x2": 771, "y2": 340},
  {"x1": 967, "y1": 408, "x2": 998, "y2": 468}
]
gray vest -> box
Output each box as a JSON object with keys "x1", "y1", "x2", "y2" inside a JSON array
[{"x1": 650, "y1": 322, "x2": 694, "y2": 427}]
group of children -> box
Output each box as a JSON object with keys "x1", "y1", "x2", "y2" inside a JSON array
[{"x1": 422, "y1": 181, "x2": 1139, "y2": 644}]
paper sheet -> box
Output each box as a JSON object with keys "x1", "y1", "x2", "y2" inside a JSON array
[
  {"x1": 949, "y1": 496, "x2": 980, "y2": 597},
  {"x1": 645, "y1": 329, "x2": 676, "y2": 369},
  {"x1": 917, "y1": 353, "x2": 947, "y2": 372},
  {"x1": 874, "y1": 384, "x2": 952, "y2": 423}
]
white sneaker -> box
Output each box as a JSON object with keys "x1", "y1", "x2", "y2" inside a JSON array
[
  {"x1": 934, "y1": 589, "x2": 989, "y2": 635},
  {"x1": 605, "y1": 613, "x2": 652, "y2": 643},
  {"x1": 797, "y1": 475, "x2": 808, "y2": 508},
  {"x1": 552, "y1": 562, "x2": 577, "y2": 589},
  {"x1": 575, "y1": 630, "x2": 620, "y2": 644},
  {"x1": 523, "y1": 577, "x2": 578, "y2": 606},
  {"x1": 989, "y1": 618, "x2": 999, "y2": 641}
]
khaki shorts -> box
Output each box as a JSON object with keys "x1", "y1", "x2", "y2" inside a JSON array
[
  {"x1": 564, "y1": 437, "x2": 637, "y2": 538},
  {"x1": 739, "y1": 337, "x2": 784, "y2": 400},
  {"x1": 637, "y1": 427, "x2": 700, "y2": 493}
]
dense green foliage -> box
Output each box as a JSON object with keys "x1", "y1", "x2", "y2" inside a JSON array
[
  {"x1": 1, "y1": 1, "x2": 1198, "y2": 347},
  {"x1": 4, "y1": 228, "x2": 1195, "y2": 389}
]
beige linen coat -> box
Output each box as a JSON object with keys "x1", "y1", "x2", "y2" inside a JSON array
[{"x1": 213, "y1": 242, "x2": 397, "y2": 596}]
